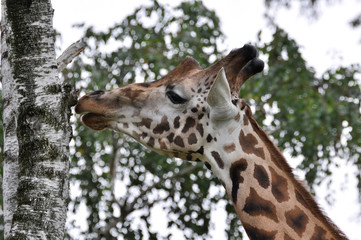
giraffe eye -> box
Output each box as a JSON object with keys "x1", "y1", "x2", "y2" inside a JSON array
[{"x1": 166, "y1": 91, "x2": 187, "y2": 104}]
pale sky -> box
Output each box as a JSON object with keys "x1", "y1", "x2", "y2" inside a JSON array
[{"x1": 51, "y1": 0, "x2": 361, "y2": 239}]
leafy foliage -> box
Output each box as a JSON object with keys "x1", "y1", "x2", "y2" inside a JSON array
[{"x1": 264, "y1": 0, "x2": 361, "y2": 30}]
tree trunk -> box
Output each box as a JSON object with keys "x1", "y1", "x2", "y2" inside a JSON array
[{"x1": 1, "y1": 0, "x2": 75, "y2": 239}]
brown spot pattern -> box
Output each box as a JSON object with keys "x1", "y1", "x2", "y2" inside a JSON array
[
  {"x1": 223, "y1": 143, "x2": 236, "y2": 153},
  {"x1": 147, "y1": 137, "x2": 155, "y2": 147},
  {"x1": 188, "y1": 133, "x2": 197, "y2": 145},
  {"x1": 204, "y1": 162, "x2": 212, "y2": 170},
  {"x1": 191, "y1": 107, "x2": 198, "y2": 113},
  {"x1": 135, "y1": 118, "x2": 152, "y2": 129},
  {"x1": 310, "y1": 225, "x2": 327, "y2": 240},
  {"x1": 239, "y1": 130, "x2": 265, "y2": 159},
  {"x1": 158, "y1": 139, "x2": 167, "y2": 149},
  {"x1": 234, "y1": 112, "x2": 241, "y2": 122},
  {"x1": 253, "y1": 164, "x2": 270, "y2": 189},
  {"x1": 269, "y1": 166, "x2": 290, "y2": 203},
  {"x1": 182, "y1": 117, "x2": 196, "y2": 133},
  {"x1": 230, "y1": 158, "x2": 248, "y2": 202},
  {"x1": 243, "y1": 188, "x2": 279, "y2": 223},
  {"x1": 174, "y1": 136, "x2": 185, "y2": 148},
  {"x1": 123, "y1": 88, "x2": 144, "y2": 99},
  {"x1": 174, "y1": 116, "x2": 180, "y2": 129},
  {"x1": 167, "y1": 133, "x2": 174, "y2": 143},
  {"x1": 211, "y1": 151, "x2": 224, "y2": 169},
  {"x1": 206, "y1": 134, "x2": 213, "y2": 143},
  {"x1": 284, "y1": 234, "x2": 295, "y2": 240},
  {"x1": 285, "y1": 206, "x2": 309, "y2": 237},
  {"x1": 153, "y1": 116, "x2": 170, "y2": 134},
  {"x1": 243, "y1": 223, "x2": 277, "y2": 240},
  {"x1": 196, "y1": 123, "x2": 204, "y2": 137},
  {"x1": 295, "y1": 190, "x2": 309, "y2": 209},
  {"x1": 137, "y1": 82, "x2": 150, "y2": 88},
  {"x1": 243, "y1": 114, "x2": 249, "y2": 126}
]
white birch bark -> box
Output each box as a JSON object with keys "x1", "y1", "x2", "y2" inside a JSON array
[{"x1": 1, "y1": 1, "x2": 76, "y2": 239}]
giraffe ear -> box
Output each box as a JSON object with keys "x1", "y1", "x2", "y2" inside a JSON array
[{"x1": 207, "y1": 68, "x2": 238, "y2": 121}]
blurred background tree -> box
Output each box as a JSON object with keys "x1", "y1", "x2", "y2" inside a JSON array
[
  {"x1": 0, "y1": 0, "x2": 360, "y2": 239},
  {"x1": 265, "y1": 0, "x2": 361, "y2": 28}
]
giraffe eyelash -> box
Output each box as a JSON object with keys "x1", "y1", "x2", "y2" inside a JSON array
[{"x1": 166, "y1": 91, "x2": 188, "y2": 104}]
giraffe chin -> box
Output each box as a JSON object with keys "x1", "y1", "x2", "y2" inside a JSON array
[{"x1": 81, "y1": 113, "x2": 109, "y2": 131}]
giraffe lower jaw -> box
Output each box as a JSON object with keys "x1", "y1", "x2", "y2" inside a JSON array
[{"x1": 81, "y1": 112, "x2": 109, "y2": 130}]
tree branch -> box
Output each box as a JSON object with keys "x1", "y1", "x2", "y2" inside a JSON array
[{"x1": 56, "y1": 40, "x2": 85, "y2": 73}]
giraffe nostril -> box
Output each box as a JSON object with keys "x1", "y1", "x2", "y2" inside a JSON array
[{"x1": 232, "y1": 99, "x2": 238, "y2": 106}]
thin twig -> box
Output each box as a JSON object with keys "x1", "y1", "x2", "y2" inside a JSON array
[{"x1": 56, "y1": 40, "x2": 85, "y2": 73}]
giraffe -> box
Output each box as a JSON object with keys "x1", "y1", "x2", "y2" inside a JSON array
[{"x1": 75, "y1": 44, "x2": 348, "y2": 240}]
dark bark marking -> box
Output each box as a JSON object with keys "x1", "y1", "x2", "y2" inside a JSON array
[
  {"x1": 243, "y1": 187, "x2": 279, "y2": 223},
  {"x1": 211, "y1": 151, "x2": 224, "y2": 169},
  {"x1": 230, "y1": 158, "x2": 248, "y2": 203},
  {"x1": 239, "y1": 130, "x2": 265, "y2": 159},
  {"x1": 153, "y1": 116, "x2": 170, "y2": 134},
  {"x1": 269, "y1": 166, "x2": 290, "y2": 203},
  {"x1": 285, "y1": 206, "x2": 309, "y2": 237},
  {"x1": 253, "y1": 164, "x2": 270, "y2": 189},
  {"x1": 243, "y1": 223, "x2": 277, "y2": 240},
  {"x1": 182, "y1": 117, "x2": 196, "y2": 133}
]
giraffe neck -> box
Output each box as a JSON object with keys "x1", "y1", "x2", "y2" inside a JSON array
[{"x1": 203, "y1": 108, "x2": 347, "y2": 240}]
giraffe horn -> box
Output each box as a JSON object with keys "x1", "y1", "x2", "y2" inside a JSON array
[
  {"x1": 207, "y1": 67, "x2": 238, "y2": 121},
  {"x1": 230, "y1": 57, "x2": 264, "y2": 97},
  {"x1": 212, "y1": 45, "x2": 264, "y2": 98}
]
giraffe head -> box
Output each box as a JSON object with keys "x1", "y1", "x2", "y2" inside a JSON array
[{"x1": 75, "y1": 44, "x2": 264, "y2": 161}]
